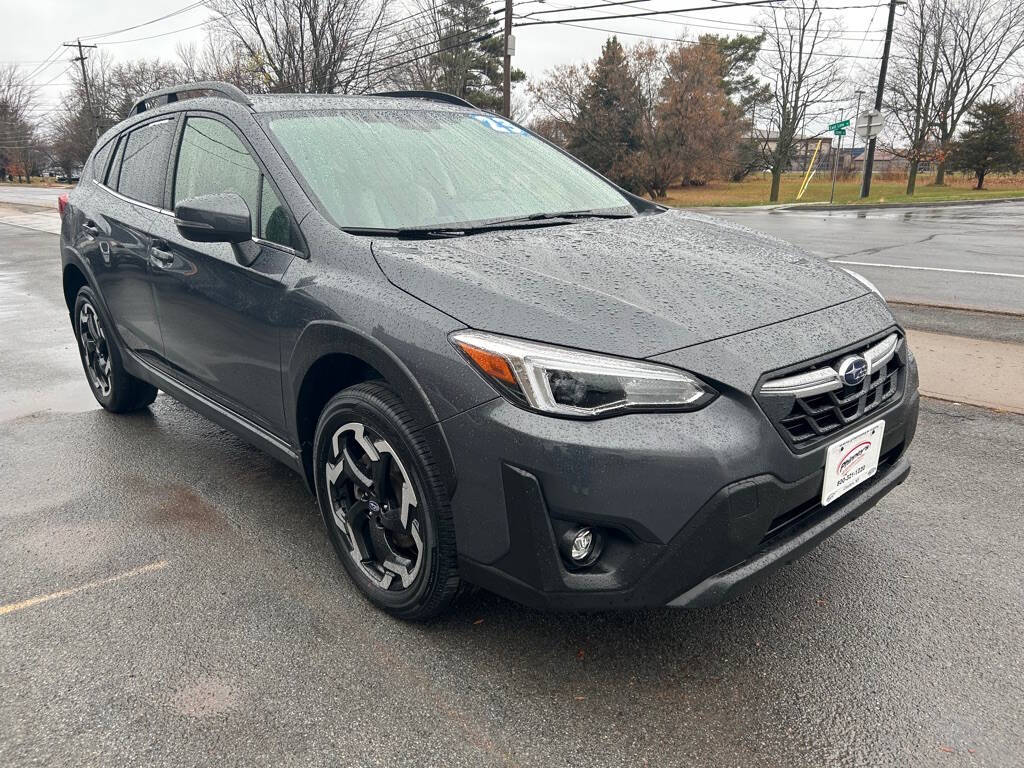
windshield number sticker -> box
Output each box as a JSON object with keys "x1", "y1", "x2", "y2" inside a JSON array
[{"x1": 469, "y1": 114, "x2": 525, "y2": 135}]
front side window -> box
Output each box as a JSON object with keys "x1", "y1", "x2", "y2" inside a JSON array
[
  {"x1": 174, "y1": 117, "x2": 260, "y2": 236},
  {"x1": 173, "y1": 116, "x2": 296, "y2": 248},
  {"x1": 117, "y1": 118, "x2": 175, "y2": 206},
  {"x1": 266, "y1": 110, "x2": 633, "y2": 231}
]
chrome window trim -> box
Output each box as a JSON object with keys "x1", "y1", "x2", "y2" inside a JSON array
[
  {"x1": 252, "y1": 236, "x2": 301, "y2": 256},
  {"x1": 760, "y1": 333, "x2": 902, "y2": 397},
  {"x1": 92, "y1": 181, "x2": 303, "y2": 254},
  {"x1": 92, "y1": 178, "x2": 173, "y2": 216}
]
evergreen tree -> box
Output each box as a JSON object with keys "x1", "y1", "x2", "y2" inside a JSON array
[
  {"x1": 951, "y1": 100, "x2": 1023, "y2": 189},
  {"x1": 567, "y1": 37, "x2": 643, "y2": 188},
  {"x1": 432, "y1": 0, "x2": 523, "y2": 111}
]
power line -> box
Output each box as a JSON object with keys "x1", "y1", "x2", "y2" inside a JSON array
[
  {"x1": 546, "y1": 19, "x2": 887, "y2": 59},
  {"x1": 524, "y1": 0, "x2": 884, "y2": 39},
  {"x1": 513, "y1": 0, "x2": 791, "y2": 27},
  {"x1": 76, "y1": 1, "x2": 207, "y2": 42},
  {"x1": 519, "y1": 0, "x2": 886, "y2": 41}
]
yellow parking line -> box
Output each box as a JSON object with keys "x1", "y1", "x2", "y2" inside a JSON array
[{"x1": 0, "y1": 560, "x2": 169, "y2": 616}]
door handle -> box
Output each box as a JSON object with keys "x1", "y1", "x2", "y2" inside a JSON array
[
  {"x1": 82, "y1": 219, "x2": 100, "y2": 238},
  {"x1": 149, "y1": 244, "x2": 174, "y2": 266}
]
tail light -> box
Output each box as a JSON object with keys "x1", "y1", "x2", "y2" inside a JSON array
[{"x1": 58, "y1": 194, "x2": 69, "y2": 216}]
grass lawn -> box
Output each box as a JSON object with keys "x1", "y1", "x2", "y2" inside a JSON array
[{"x1": 660, "y1": 173, "x2": 1024, "y2": 208}]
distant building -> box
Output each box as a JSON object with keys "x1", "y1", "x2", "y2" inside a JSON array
[{"x1": 851, "y1": 149, "x2": 910, "y2": 174}]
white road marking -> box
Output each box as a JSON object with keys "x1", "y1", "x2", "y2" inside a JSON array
[
  {"x1": 832, "y1": 259, "x2": 1024, "y2": 279},
  {"x1": 0, "y1": 560, "x2": 169, "y2": 616}
]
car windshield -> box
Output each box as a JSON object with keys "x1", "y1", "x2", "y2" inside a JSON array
[{"x1": 265, "y1": 109, "x2": 634, "y2": 231}]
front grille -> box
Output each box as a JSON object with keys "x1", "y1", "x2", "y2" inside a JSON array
[{"x1": 756, "y1": 331, "x2": 906, "y2": 452}]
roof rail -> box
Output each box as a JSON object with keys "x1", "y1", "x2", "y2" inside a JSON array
[
  {"x1": 373, "y1": 90, "x2": 476, "y2": 109},
  {"x1": 132, "y1": 81, "x2": 252, "y2": 115}
]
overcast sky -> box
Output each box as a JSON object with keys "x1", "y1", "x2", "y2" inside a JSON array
[{"x1": 4, "y1": 0, "x2": 882, "y2": 129}]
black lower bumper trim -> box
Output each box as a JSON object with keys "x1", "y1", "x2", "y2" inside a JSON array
[{"x1": 666, "y1": 454, "x2": 911, "y2": 608}]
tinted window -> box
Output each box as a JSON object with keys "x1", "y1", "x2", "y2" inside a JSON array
[
  {"x1": 174, "y1": 117, "x2": 259, "y2": 235},
  {"x1": 91, "y1": 141, "x2": 114, "y2": 181},
  {"x1": 117, "y1": 118, "x2": 175, "y2": 206},
  {"x1": 266, "y1": 111, "x2": 632, "y2": 230},
  {"x1": 260, "y1": 177, "x2": 298, "y2": 249}
]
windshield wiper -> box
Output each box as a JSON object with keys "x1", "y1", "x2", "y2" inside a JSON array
[{"x1": 393, "y1": 209, "x2": 637, "y2": 239}]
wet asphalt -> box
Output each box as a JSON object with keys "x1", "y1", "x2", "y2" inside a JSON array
[
  {"x1": 711, "y1": 201, "x2": 1024, "y2": 315},
  {"x1": 1, "y1": 222, "x2": 1022, "y2": 767}
]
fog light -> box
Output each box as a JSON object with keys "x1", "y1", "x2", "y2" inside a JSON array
[{"x1": 570, "y1": 528, "x2": 594, "y2": 562}]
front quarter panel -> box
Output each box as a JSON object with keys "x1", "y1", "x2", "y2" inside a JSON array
[{"x1": 279, "y1": 217, "x2": 498, "y2": 439}]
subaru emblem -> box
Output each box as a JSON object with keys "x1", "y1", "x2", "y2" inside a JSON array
[{"x1": 837, "y1": 355, "x2": 868, "y2": 387}]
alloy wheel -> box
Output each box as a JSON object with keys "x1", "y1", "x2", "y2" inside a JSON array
[
  {"x1": 78, "y1": 301, "x2": 112, "y2": 397},
  {"x1": 324, "y1": 422, "x2": 424, "y2": 591}
]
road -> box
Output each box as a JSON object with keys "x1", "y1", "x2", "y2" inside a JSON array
[
  {"x1": 711, "y1": 201, "x2": 1024, "y2": 315},
  {"x1": 2, "y1": 222, "x2": 1023, "y2": 766}
]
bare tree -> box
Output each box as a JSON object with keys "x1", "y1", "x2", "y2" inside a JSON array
[
  {"x1": 207, "y1": 0, "x2": 393, "y2": 93},
  {"x1": 933, "y1": 0, "x2": 1024, "y2": 184},
  {"x1": 0, "y1": 64, "x2": 41, "y2": 181},
  {"x1": 177, "y1": 33, "x2": 272, "y2": 93},
  {"x1": 527, "y1": 62, "x2": 592, "y2": 145},
  {"x1": 885, "y1": 0, "x2": 949, "y2": 194},
  {"x1": 758, "y1": 0, "x2": 843, "y2": 202}
]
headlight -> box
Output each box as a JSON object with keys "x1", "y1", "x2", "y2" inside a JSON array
[
  {"x1": 843, "y1": 268, "x2": 885, "y2": 301},
  {"x1": 450, "y1": 330, "x2": 717, "y2": 418}
]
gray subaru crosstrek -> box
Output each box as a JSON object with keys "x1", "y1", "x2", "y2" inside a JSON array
[{"x1": 59, "y1": 81, "x2": 919, "y2": 619}]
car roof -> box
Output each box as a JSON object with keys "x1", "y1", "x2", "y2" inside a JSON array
[{"x1": 93, "y1": 83, "x2": 482, "y2": 153}]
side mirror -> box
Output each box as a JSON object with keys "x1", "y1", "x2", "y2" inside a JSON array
[{"x1": 173, "y1": 193, "x2": 252, "y2": 244}]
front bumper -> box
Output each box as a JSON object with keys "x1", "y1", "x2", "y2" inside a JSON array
[{"x1": 436, "y1": 322, "x2": 920, "y2": 611}]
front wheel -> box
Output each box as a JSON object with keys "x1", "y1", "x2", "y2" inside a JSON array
[{"x1": 313, "y1": 383, "x2": 460, "y2": 620}]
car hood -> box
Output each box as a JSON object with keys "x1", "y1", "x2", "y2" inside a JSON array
[{"x1": 371, "y1": 209, "x2": 868, "y2": 358}]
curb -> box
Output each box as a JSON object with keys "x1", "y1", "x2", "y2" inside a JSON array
[
  {"x1": 776, "y1": 196, "x2": 1024, "y2": 212},
  {"x1": 888, "y1": 300, "x2": 1024, "y2": 319}
]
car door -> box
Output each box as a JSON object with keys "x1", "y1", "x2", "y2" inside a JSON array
[
  {"x1": 79, "y1": 117, "x2": 176, "y2": 358},
  {"x1": 147, "y1": 113, "x2": 302, "y2": 435}
]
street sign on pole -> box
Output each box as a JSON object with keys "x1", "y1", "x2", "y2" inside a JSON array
[
  {"x1": 828, "y1": 119, "x2": 851, "y2": 132},
  {"x1": 856, "y1": 109, "x2": 884, "y2": 141},
  {"x1": 833, "y1": 128, "x2": 846, "y2": 136}
]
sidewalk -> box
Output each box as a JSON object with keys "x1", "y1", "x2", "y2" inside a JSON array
[
  {"x1": 0, "y1": 204, "x2": 61, "y2": 234},
  {"x1": 907, "y1": 329, "x2": 1024, "y2": 415}
]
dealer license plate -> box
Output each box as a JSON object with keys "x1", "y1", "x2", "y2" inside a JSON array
[{"x1": 821, "y1": 420, "x2": 885, "y2": 506}]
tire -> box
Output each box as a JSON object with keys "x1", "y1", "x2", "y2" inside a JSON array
[
  {"x1": 73, "y1": 286, "x2": 158, "y2": 413},
  {"x1": 313, "y1": 382, "x2": 460, "y2": 620}
]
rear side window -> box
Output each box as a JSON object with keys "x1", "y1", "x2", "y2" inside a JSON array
[
  {"x1": 174, "y1": 117, "x2": 260, "y2": 235},
  {"x1": 91, "y1": 141, "x2": 114, "y2": 181},
  {"x1": 117, "y1": 118, "x2": 175, "y2": 206}
]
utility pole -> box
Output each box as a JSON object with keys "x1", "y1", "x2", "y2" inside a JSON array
[
  {"x1": 502, "y1": 0, "x2": 513, "y2": 117},
  {"x1": 65, "y1": 39, "x2": 99, "y2": 141},
  {"x1": 860, "y1": 0, "x2": 899, "y2": 198}
]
